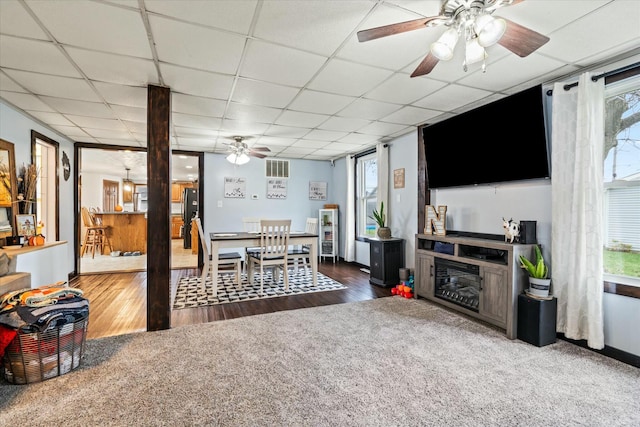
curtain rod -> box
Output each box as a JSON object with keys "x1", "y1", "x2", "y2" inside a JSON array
[
  {"x1": 545, "y1": 62, "x2": 640, "y2": 96},
  {"x1": 351, "y1": 143, "x2": 388, "y2": 159}
]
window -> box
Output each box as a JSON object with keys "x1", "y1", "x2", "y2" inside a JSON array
[
  {"x1": 356, "y1": 152, "x2": 377, "y2": 238},
  {"x1": 603, "y1": 74, "x2": 640, "y2": 287}
]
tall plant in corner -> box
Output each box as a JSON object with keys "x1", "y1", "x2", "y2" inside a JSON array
[{"x1": 369, "y1": 201, "x2": 391, "y2": 239}]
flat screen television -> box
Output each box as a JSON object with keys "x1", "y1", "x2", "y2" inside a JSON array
[{"x1": 422, "y1": 85, "x2": 550, "y2": 189}]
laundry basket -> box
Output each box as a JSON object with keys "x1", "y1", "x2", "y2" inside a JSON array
[{"x1": 2, "y1": 315, "x2": 89, "y2": 384}]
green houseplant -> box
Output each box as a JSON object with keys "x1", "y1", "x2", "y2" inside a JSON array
[
  {"x1": 369, "y1": 201, "x2": 391, "y2": 239},
  {"x1": 519, "y1": 245, "x2": 551, "y2": 297}
]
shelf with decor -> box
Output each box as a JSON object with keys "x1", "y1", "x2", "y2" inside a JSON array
[{"x1": 319, "y1": 208, "x2": 338, "y2": 263}]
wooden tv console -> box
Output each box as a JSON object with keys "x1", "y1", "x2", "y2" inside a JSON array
[{"x1": 415, "y1": 233, "x2": 536, "y2": 339}]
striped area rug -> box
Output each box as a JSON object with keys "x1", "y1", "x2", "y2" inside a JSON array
[{"x1": 173, "y1": 269, "x2": 347, "y2": 309}]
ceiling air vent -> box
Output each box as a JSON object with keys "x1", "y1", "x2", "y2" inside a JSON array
[{"x1": 266, "y1": 159, "x2": 289, "y2": 178}]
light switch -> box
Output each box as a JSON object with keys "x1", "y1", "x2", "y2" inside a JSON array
[
  {"x1": 397, "y1": 194, "x2": 401, "y2": 203},
  {"x1": 217, "y1": 200, "x2": 223, "y2": 208}
]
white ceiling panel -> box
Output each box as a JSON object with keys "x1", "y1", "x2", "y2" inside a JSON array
[{"x1": 0, "y1": 0, "x2": 637, "y2": 165}]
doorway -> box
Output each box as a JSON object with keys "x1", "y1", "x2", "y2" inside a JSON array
[{"x1": 77, "y1": 146, "x2": 200, "y2": 274}]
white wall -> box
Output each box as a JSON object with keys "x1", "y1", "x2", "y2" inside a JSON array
[
  {"x1": 201, "y1": 153, "x2": 333, "y2": 236},
  {"x1": 0, "y1": 101, "x2": 76, "y2": 278}
]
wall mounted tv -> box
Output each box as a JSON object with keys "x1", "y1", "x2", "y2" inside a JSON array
[{"x1": 422, "y1": 85, "x2": 550, "y2": 189}]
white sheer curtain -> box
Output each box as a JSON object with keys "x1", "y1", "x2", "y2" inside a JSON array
[
  {"x1": 344, "y1": 156, "x2": 355, "y2": 262},
  {"x1": 551, "y1": 71, "x2": 605, "y2": 349},
  {"x1": 376, "y1": 143, "x2": 389, "y2": 226}
]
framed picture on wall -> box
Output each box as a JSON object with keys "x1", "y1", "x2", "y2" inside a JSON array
[
  {"x1": 16, "y1": 214, "x2": 36, "y2": 237},
  {"x1": 309, "y1": 181, "x2": 327, "y2": 200}
]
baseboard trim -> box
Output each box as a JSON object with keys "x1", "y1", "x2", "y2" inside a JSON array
[{"x1": 558, "y1": 333, "x2": 640, "y2": 368}]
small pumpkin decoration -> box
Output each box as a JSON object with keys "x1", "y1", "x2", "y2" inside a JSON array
[{"x1": 28, "y1": 234, "x2": 45, "y2": 246}]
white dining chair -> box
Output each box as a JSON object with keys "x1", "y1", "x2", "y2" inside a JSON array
[
  {"x1": 247, "y1": 219, "x2": 291, "y2": 295},
  {"x1": 288, "y1": 217, "x2": 318, "y2": 275},
  {"x1": 194, "y1": 218, "x2": 242, "y2": 291},
  {"x1": 242, "y1": 217, "x2": 262, "y2": 274}
]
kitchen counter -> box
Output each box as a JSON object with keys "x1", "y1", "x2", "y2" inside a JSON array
[{"x1": 93, "y1": 212, "x2": 147, "y2": 253}]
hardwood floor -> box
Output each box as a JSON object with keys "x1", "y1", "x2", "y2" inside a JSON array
[{"x1": 70, "y1": 261, "x2": 393, "y2": 339}]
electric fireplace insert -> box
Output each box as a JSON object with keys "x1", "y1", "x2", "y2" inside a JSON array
[{"x1": 434, "y1": 259, "x2": 481, "y2": 312}]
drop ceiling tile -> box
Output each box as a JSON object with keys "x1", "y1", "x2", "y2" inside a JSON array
[
  {"x1": 318, "y1": 116, "x2": 371, "y2": 132},
  {"x1": 303, "y1": 129, "x2": 349, "y2": 142},
  {"x1": 0, "y1": 91, "x2": 55, "y2": 112},
  {"x1": 358, "y1": 121, "x2": 408, "y2": 136},
  {"x1": 93, "y1": 138, "x2": 142, "y2": 147},
  {"x1": 173, "y1": 126, "x2": 220, "y2": 138},
  {"x1": 0, "y1": 36, "x2": 80, "y2": 77},
  {"x1": 172, "y1": 112, "x2": 221, "y2": 130},
  {"x1": 175, "y1": 137, "x2": 217, "y2": 149},
  {"x1": 364, "y1": 73, "x2": 447, "y2": 105},
  {"x1": 93, "y1": 82, "x2": 147, "y2": 108},
  {"x1": 412, "y1": 84, "x2": 493, "y2": 112},
  {"x1": 310, "y1": 147, "x2": 349, "y2": 157},
  {"x1": 263, "y1": 125, "x2": 310, "y2": 139},
  {"x1": 111, "y1": 105, "x2": 146, "y2": 123},
  {"x1": 308, "y1": 58, "x2": 394, "y2": 97},
  {"x1": 539, "y1": 1, "x2": 640, "y2": 63},
  {"x1": 338, "y1": 98, "x2": 402, "y2": 120},
  {"x1": 275, "y1": 110, "x2": 330, "y2": 128},
  {"x1": 0, "y1": 73, "x2": 27, "y2": 92},
  {"x1": 160, "y1": 64, "x2": 234, "y2": 99},
  {"x1": 322, "y1": 141, "x2": 370, "y2": 152},
  {"x1": 65, "y1": 115, "x2": 128, "y2": 131},
  {"x1": 289, "y1": 90, "x2": 356, "y2": 115},
  {"x1": 255, "y1": 1, "x2": 371, "y2": 56},
  {"x1": 24, "y1": 110, "x2": 74, "y2": 127},
  {"x1": 3, "y1": 70, "x2": 101, "y2": 101},
  {"x1": 254, "y1": 136, "x2": 299, "y2": 147},
  {"x1": 122, "y1": 121, "x2": 146, "y2": 134},
  {"x1": 225, "y1": 103, "x2": 281, "y2": 124},
  {"x1": 339, "y1": 132, "x2": 382, "y2": 145},
  {"x1": 149, "y1": 15, "x2": 245, "y2": 74},
  {"x1": 0, "y1": 0, "x2": 48, "y2": 39},
  {"x1": 66, "y1": 47, "x2": 158, "y2": 86},
  {"x1": 231, "y1": 78, "x2": 300, "y2": 109},
  {"x1": 240, "y1": 39, "x2": 327, "y2": 87},
  {"x1": 145, "y1": 0, "x2": 257, "y2": 33},
  {"x1": 292, "y1": 139, "x2": 331, "y2": 149},
  {"x1": 458, "y1": 54, "x2": 567, "y2": 92},
  {"x1": 39, "y1": 96, "x2": 114, "y2": 118},
  {"x1": 219, "y1": 119, "x2": 270, "y2": 135},
  {"x1": 26, "y1": 0, "x2": 152, "y2": 58},
  {"x1": 172, "y1": 94, "x2": 226, "y2": 117},
  {"x1": 50, "y1": 125, "x2": 89, "y2": 138},
  {"x1": 279, "y1": 146, "x2": 317, "y2": 156},
  {"x1": 86, "y1": 128, "x2": 133, "y2": 139},
  {"x1": 381, "y1": 105, "x2": 439, "y2": 126}
]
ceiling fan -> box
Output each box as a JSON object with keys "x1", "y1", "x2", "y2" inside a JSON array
[
  {"x1": 357, "y1": 0, "x2": 549, "y2": 77},
  {"x1": 224, "y1": 136, "x2": 271, "y2": 165}
]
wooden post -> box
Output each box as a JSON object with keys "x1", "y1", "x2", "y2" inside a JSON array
[{"x1": 147, "y1": 84, "x2": 171, "y2": 331}]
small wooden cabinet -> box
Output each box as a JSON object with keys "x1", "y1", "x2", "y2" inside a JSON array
[
  {"x1": 171, "y1": 182, "x2": 196, "y2": 202},
  {"x1": 369, "y1": 237, "x2": 405, "y2": 287},
  {"x1": 171, "y1": 216, "x2": 183, "y2": 239}
]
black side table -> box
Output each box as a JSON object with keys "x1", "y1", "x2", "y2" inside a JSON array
[{"x1": 517, "y1": 294, "x2": 557, "y2": 347}]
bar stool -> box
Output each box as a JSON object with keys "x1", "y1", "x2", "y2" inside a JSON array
[{"x1": 80, "y1": 207, "x2": 112, "y2": 258}]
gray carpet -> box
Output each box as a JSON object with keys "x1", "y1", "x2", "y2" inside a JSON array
[{"x1": 1, "y1": 297, "x2": 639, "y2": 426}]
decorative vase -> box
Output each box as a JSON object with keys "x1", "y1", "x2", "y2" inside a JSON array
[
  {"x1": 528, "y1": 277, "x2": 551, "y2": 297},
  {"x1": 377, "y1": 227, "x2": 391, "y2": 239}
]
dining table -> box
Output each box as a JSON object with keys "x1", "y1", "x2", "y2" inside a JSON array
[{"x1": 209, "y1": 231, "x2": 319, "y2": 297}]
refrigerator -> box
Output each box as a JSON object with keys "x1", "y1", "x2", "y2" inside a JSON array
[{"x1": 182, "y1": 188, "x2": 198, "y2": 249}]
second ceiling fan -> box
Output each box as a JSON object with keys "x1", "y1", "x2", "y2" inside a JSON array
[{"x1": 357, "y1": 0, "x2": 549, "y2": 77}]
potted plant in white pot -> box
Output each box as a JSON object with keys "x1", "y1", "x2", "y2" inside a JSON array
[
  {"x1": 370, "y1": 201, "x2": 391, "y2": 239},
  {"x1": 518, "y1": 245, "x2": 551, "y2": 298}
]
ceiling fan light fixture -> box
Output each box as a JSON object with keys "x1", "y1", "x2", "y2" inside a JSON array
[
  {"x1": 226, "y1": 152, "x2": 250, "y2": 165},
  {"x1": 475, "y1": 14, "x2": 506, "y2": 47},
  {"x1": 430, "y1": 27, "x2": 459, "y2": 61},
  {"x1": 464, "y1": 37, "x2": 486, "y2": 71}
]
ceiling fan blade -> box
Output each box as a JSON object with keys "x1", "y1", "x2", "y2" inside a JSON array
[
  {"x1": 410, "y1": 52, "x2": 440, "y2": 77},
  {"x1": 249, "y1": 152, "x2": 268, "y2": 159},
  {"x1": 357, "y1": 15, "x2": 445, "y2": 42},
  {"x1": 498, "y1": 18, "x2": 550, "y2": 57},
  {"x1": 251, "y1": 146, "x2": 271, "y2": 152}
]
